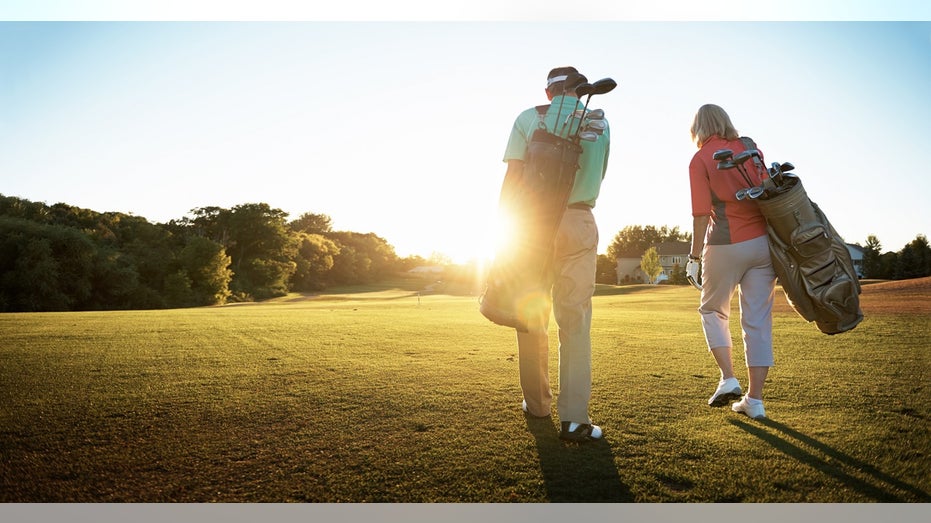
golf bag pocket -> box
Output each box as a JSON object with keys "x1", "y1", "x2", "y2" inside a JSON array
[
  {"x1": 791, "y1": 224, "x2": 836, "y2": 289},
  {"x1": 812, "y1": 276, "x2": 861, "y2": 333}
]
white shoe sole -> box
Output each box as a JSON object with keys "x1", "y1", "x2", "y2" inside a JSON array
[{"x1": 708, "y1": 387, "x2": 742, "y2": 407}]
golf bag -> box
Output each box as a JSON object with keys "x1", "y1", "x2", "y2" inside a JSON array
[
  {"x1": 755, "y1": 176, "x2": 863, "y2": 335},
  {"x1": 479, "y1": 107, "x2": 583, "y2": 332}
]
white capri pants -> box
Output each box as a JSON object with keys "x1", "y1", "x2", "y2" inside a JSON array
[{"x1": 699, "y1": 235, "x2": 776, "y2": 367}]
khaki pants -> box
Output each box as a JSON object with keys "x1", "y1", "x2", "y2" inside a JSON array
[
  {"x1": 517, "y1": 207, "x2": 598, "y2": 423},
  {"x1": 699, "y1": 235, "x2": 776, "y2": 367}
]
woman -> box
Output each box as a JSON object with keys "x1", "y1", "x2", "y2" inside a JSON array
[{"x1": 686, "y1": 104, "x2": 776, "y2": 420}]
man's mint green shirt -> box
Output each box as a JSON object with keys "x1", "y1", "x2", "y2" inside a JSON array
[{"x1": 502, "y1": 95, "x2": 610, "y2": 208}]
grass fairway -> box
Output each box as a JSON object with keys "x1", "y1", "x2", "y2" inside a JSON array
[{"x1": 1, "y1": 278, "x2": 928, "y2": 502}]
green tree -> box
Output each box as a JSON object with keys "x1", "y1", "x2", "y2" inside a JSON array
[
  {"x1": 879, "y1": 251, "x2": 898, "y2": 280},
  {"x1": 861, "y1": 235, "x2": 883, "y2": 279},
  {"x1": 595, "y1": 254, "x2": 617, "y2": 284},
  {"x1": 163, "y1": 269, "x2": 195, "y2": 308},
  {"x1": 607, "y1": 225, "x2": 691, "y2": 260},
  {"x1": 289, "y1": 213, "x2": 333, "y2": 235},
  {"x1": 640, "y1": 246, "x2": 663, "y2": 284},
  {"x1": 227, "y1": 203, "x2": 295, "y2": 299},
  {"x1": 9, "y1": 238, "x2": 68, "y2": 311},
  {"x1": 325, "y1": 231, "x2": 398, "y2": 285},
  {"x1": 0, "y1": 217, "x2": 96, "y2": 311},
  {"x1": 88, "y1": 246, "x2": 141, "y2": 310},
  {"x1": 905, "y1": 234, "x2": 931, "y2": 278},
  {"x1": 291, "y1": 233, "x2": 341, "y2": 291},
  {"x1": 667, "y1": 263, "x2": 688, "y2": 285},
  {"x1": 178, "y1": 236, "x2": 233, "y2": 305},
  {"x1": 186, "y1": 203, "x2": 295, "y2": 300}
]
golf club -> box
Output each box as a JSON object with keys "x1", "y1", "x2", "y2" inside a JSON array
[
  {"x1": 564, "y1": 107, "x2": 605, "y2": 126},
  {"x1": 769, "y1": 162, "x2": 784, "y2": 187},
  {"x1": 571, "y1": 78, "x2": 616, "y2": 142},
  {"x1": 583, "y1": 119, "x2": 607, "y2": 133},
  {"x1": 730, "y1": 150, "x2": 756, "y2": 187},
  {"x1": 552, "y1": 72, "x2": 586, "y2": 136},
  {"x1": 746, "y1": 149, "x2": 771, "y2": 184},
  {"x1": 714, "y1": 149, "x2": 735, "y2": 170},
  {"x1": 585, "y1": 108, "x2": 605, "y2": 120},
  {"x1": 558, "y1": 81, "x2": 592, "y2": 136},
  {"x1": 713, "y1": 149, "x2": 734, "y2": 161}
]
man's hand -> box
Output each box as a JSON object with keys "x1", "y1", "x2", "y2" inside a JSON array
[{"x1": 686, "y1": 260, "x2": 702, "y2": 290}]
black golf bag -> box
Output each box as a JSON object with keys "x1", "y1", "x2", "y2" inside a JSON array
[
  {"x1": 755, "y1": 177, "x2": 863, "y2": 335},
  {"x1": 479, "y1": 123, "x2": 582, "y2": 332}
]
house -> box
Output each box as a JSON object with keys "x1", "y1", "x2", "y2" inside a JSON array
[
  {"x1": 846, "y1": 243, "x2": 865, "y2": 278},
  {"x1": 615, "y1": 241, "x2": 691, "y2": 284}
]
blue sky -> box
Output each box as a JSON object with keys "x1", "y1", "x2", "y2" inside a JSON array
[{"x1": 1, "y1": 3, "x2": 929, "y2": 262}]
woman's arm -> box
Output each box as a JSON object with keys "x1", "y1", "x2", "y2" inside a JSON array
[{"x1": 691, "y1": 214, "x2": 710, "y2": 259}]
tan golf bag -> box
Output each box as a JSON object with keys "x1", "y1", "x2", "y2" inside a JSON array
[{"x1": 756, "y1": 177, "x2": 863, "y2": 334}]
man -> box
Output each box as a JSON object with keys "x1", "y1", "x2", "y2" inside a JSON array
[{"x1": 498, "y1": 66, "x2": 611, "y2": 442}]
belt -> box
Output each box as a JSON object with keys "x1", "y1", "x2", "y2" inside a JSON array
[{"x1": 568, "y1": 203, "x2": 592, "y2": 210}]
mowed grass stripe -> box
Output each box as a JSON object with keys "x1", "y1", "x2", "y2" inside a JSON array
[{"x1": 0, "y1": 282, "x2": 928, "y2": 502}]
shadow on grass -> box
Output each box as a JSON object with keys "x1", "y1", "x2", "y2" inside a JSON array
[
  {"x1": 593, "y1": 284, "x2": 673, "y2": 296},
  {"x1": 524, "y1": 415, "x2": 632, "y2": 502},
  {"x1": 729, "y1": 418, "x2": 930, "y2": 502}
]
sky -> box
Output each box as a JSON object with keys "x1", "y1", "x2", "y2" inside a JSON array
[{"x1": 1, "y1": 2, "x2": 929, "y2": 263}]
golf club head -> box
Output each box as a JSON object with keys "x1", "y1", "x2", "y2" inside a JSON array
[
  {"x1": 591, "y1": 78, "x2": 617, "y2": 95},
  {"x1": 780, "y1": 162, "x2": 795, "y2": 172},
  {"x1": 748, "y1": 186, "x2": 765, "y2": 199},
  {"x1": 570, "y1": 108, "x2": 605, "y2": 120},
  {"x1": 584, "y1": 119, "x2": 607, "y2": 131},
  {"x1": 566, "y1": 108, "x2": 603, "y2": 124},
  {"x1": 712, "y1": 149, "x2": 734, "y2": 161},
  {"x1": 717, "y1": 160, "x2": 736, "y2": 170},
  {"x1": 733, "y1": 150, "x2": 752, "y2": 164},
  {"x1": 574, "y1": 82, "x2": 595, "y2": 97},
  {"x1": 735, "y1": 188, "x2": 749, "y2": 200},
  {"x1": 578, "y1": 131, "x2": 599, "y2": 142}
]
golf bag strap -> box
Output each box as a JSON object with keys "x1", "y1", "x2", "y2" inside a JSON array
[
  {"x1": 535, "y1": 104, "x2": 549, "y2": 131},
  {"x1": 741, "y1": 136, "x2": 767, "y2": 177}
]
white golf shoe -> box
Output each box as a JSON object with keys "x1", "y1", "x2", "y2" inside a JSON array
[
  {"x1": 731, "y1": 395, "x2": 766, "y2": 420},
  {"x1": 708, "y1": 377, "x2": 742, "y2": 407}
]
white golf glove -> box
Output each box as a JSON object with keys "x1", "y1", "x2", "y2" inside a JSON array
[{"x1": 686, "y1": 259, "x2": 702, "y2": 290}]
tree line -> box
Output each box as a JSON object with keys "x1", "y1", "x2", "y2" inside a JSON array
[
  {"x1": 0, "y1": 195, "x2": 409, "y2": 312},
  {"x1": 859, "y1": 234, "x2": 931, "y2": 280},
  {"x1": 598, "y1": 225, "x2": 931, "y2": 284},
  {"x1": 1, "y1": 194, "x2": 926, "y2": 312}
]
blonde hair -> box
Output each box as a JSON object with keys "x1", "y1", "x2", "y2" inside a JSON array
[{"x1": 690, "y1": 104, "x2": 739, "y2": 147}]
